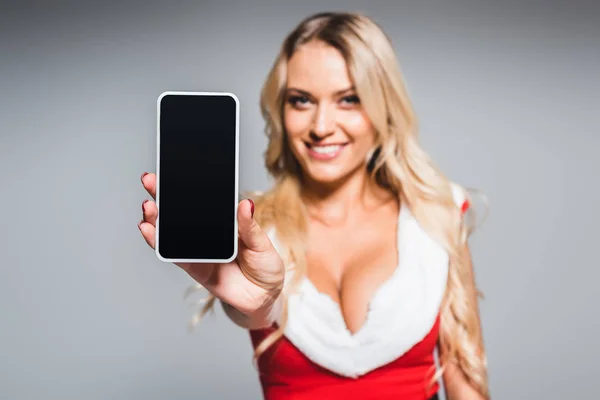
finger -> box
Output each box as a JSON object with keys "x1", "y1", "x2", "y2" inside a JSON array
[
  {"x1": 141, "y1": 172, "x2": 156, "y2": 199},
  {"x1": 138, "y1": 220, "x2": 156, "y2": 249},
  {"x1": 237, "y1": 199, "x2": 270, "y2": 252},
  {"x1": 142, "y1": 199, "x2": 158, "y2": 226}
]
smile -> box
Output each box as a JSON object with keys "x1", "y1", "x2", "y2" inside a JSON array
[{"x1": 305, "y1": 142, "x2": 348, "y2": 160}]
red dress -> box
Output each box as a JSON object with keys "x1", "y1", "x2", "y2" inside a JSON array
[{"x1": 249, "y1": 315, "x2": 441, "y2": 400}]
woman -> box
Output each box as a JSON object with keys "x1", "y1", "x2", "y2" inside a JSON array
[{"x1": 139, "y1": 11, "x2": 489, "y2": 400}]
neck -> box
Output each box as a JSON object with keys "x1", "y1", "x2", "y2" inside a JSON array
[{"x1": 300, "y1": 168, "x2": 394, "y2": 226}]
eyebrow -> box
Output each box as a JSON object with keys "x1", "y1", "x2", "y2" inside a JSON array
[{"x1": 286, "y1": 86, "x2": 355, "y2": 97}]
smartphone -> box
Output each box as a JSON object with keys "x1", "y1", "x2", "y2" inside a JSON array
[{"x1": 155, "y1": 91, "x2": 239, "y2": 263}]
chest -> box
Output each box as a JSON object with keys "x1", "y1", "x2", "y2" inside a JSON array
[{"x1": 304, "y1": 209, "x2": 399, "y2": 333}]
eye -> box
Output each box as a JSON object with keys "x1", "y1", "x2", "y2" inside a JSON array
[
  {"x1": 287, "y1": 95, "x2": 310, "y2": 107},
  {"x1": 340, "y1": 95, "x2": 360, "y2": 105}
]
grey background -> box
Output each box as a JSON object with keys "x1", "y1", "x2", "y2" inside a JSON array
[{"x1": 1, "y1": 0, "x2": 598, "y2": 399}]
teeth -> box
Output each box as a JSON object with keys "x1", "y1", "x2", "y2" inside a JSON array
[{"x1": 311, "y1": 145, "x2": 343, "y2": 154}]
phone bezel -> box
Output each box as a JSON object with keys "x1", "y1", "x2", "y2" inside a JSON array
[{"x1": 154, "y1": 91, "x2": 239, "y2": 264}]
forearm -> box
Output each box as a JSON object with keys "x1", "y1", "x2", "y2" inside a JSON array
[
  {"x1": 443, "y1": 363, "x2": 487, "y2": 400},
  {"x1": 444, "y1": 387, "x2": 486, "y2": 400},
  {"x1": 220, "y1": 293, "x2": 283, "y2": 330}
]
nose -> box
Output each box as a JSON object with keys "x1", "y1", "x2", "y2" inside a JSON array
[{"x1": 310, "y1": 103, "x2": 335, "y2": 140}]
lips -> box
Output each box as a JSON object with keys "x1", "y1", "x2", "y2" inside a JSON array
[{"x1": 304, "y1": 142, "x2": 348, "y2": 160}]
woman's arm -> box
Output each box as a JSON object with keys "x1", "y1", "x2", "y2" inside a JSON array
[
  {"x1": 220, "y1": 292, "x2": 283, "y2": 330},
  {"x1": 441, "y1": 361, "x2": 487, "y2": 400},
  {"x1": 439, "y1": 245, "x2": 488, "y2": 400}
]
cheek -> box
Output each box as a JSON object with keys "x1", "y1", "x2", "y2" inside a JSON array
[
  {"x1": 284, "y1": 108, "x2": 311, "y2": 139},
  {"x1": 343, "y1": 112, "x2": 376, "y2": 147}
]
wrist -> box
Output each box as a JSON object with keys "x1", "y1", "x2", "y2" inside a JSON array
[
  {"x1": 245, "y1": 289, "x2": 283, "y2": 328},
  {"x1": 221, "y1": 290, "x2": 283, "y2": 330}
]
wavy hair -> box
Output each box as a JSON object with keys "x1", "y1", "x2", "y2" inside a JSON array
[{"x1": 188, "y1": 11, "x2": 489, "y2": 399}]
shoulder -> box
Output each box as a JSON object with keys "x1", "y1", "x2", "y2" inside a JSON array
[{"x1": 449, "y1": 181, "x2": 471, "y2": 215}]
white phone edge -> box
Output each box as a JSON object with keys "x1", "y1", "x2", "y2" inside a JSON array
[{"x1": 154, "y1": 90, "x2": 240, "y2": 264}]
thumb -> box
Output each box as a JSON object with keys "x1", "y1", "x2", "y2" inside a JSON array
[{"x1": 237, "y1": 199, "x2": 269, "y2": 252}]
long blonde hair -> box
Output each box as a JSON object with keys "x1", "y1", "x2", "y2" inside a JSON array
[{"x1": 189, "y1": 11, "x2": 488, "y2": 398}]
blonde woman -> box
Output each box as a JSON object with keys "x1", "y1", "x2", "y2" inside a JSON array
[{"x1": 139, "y1": 11, "x2": 489, "y2": 400}]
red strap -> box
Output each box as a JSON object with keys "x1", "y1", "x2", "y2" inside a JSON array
[{"x1": 461, "y1": 199, "x2": 470, "y2": 215}]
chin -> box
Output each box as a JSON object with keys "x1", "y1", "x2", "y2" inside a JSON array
[
  {"x1": 304, "y1": 168, "x2": 347, "y2": 184},
  {"x1": 300, "y1": 159, "x2": 362, "y2": 185}
]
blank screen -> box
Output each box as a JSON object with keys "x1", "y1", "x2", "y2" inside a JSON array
[{"x1": 156, "y1": 92, "x2": 238, "y2": 261}]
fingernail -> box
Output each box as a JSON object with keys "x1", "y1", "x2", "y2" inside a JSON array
[
  {"x1": 142, "y1": 199, "x2": 148, "y2": 212},
  {"x1": 138, "y1": 220, "x2": 143, "y2": 230},
  {"x1": 141, "y1": 172, "x2": 148, "y2": 183},
  {"x1": 248, "y1": 199, "x2": 255, "y2": 218}
]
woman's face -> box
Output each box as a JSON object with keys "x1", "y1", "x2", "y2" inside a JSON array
[{"x1": 283, "y1": 40, "x2": 377, "y2": 185}]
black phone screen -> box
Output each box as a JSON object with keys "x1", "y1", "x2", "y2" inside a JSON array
[{"x1": 155, "y1": 92, "x2": 238, "y2": 262}]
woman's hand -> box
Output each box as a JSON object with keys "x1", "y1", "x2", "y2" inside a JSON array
[{"x1": 138, "y1": 172, "x2": 285, "y2": 319}]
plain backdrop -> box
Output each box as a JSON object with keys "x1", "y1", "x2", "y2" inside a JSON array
[{"x1": 1, "y1": 0, "x2": 598, "y2": 399}]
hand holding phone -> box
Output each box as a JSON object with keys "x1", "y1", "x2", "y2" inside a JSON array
[
  {"x1": 139, "y1": 173, "x2": 284, "y2": 317},
  {"x1": 138, "y1": 92, "x2": 285, "y2": 317}
]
